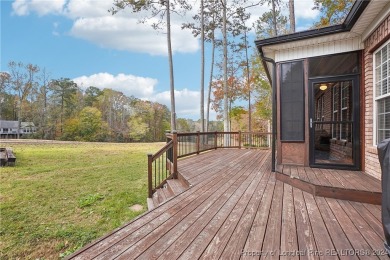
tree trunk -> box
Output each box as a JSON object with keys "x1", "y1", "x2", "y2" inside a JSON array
[
  {"x1": 200, "y1": 0, "x2": 205, "y2": 132},
  {"x1": 271, "y1": 0, "x2": 278, "y2": 36},
  {"x1": 206, "y1": 35, "x2": 216, "y2": 132},
  {"x1": 61, "y1": 93, "x2": 64, "y2": 135},
  {"x1": 17, "y1": 99, "x2": 21, "y2": 139},
  {"x1": 244, "y1": 29, "x2": 252, "y2": 144},
  {"x1": 289, "y1": 0, "x2": 295, "y2": 33},
  {"x1": 167, "y1": 0, "x2": 176, "y2": 131},
  {"x1": 222, "y1": 0, "x2": 229, "y2": 136}
]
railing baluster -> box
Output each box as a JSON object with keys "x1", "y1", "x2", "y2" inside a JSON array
[{"x1": 147, "y1": 154, "x2": 153, "y2": 198}]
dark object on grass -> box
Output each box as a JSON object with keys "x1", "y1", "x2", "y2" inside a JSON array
[{"x1": 0, "y1": 147, "x2": 16, "y2": 167}]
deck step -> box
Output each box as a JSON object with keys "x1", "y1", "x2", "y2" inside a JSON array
[
  {"x1": 166, "y1": 179, "x2": 189, "y2": 196},
  {"x1": 275, "y1": 170, "x2": 382, "y2": 205},
  {"x1": 147, "y1": 198, "x2": 155, "y2": 211},
  {"x1": 147, "y1": 172, "x2": 191, "y2": 211},
  {"x1": 149, "y1": 184, "x2": 175, "y2": 210}
]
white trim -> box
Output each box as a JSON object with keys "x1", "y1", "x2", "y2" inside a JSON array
[
  {"x1": 274, "y1": 36, "x2": 363, "y2": 63},
  {"x1": 373, "y1": 38, "x2": 390, "y2": 146},
  {"x1": 362, "y1": 2, "x2": 390, "y2": 41}
]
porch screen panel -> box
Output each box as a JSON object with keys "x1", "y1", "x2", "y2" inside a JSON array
[{"x1": 281, "y1": 61, "x2": 305, "y2": 141}]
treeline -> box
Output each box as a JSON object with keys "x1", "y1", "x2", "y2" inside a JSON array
[{"x1": 0, "y1": 61, "x2": 215, "y2": 142}]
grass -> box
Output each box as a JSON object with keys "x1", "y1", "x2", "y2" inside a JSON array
[{"x1": 0, "y1": 141, "x2": 164, "y2": 259}]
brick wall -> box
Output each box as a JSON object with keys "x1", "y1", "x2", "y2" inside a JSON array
[{"x1": 363, "y1": 15, "x2": 390, "y2": 179}]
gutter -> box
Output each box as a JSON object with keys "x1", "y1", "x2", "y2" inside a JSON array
[
  {"x1": 258, "y1": 48, "x2": 276, "y2": 172},
  {"x1": 254, "y1": 0, "x2": 370, "y2": 48}
]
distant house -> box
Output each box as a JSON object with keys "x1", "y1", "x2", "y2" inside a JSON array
[
  {"x1": 20, "y1": 122, "x2": 37, "y2": 135},
  {"x1": 0, "y1": 120, "x2": 37, "y2": 138},
  {"x1": 256, "y1": 0, "x2": 390, "y2": 179}
]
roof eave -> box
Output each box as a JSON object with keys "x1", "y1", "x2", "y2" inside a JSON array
[
  {"x1": 255, "y1": 0, "x2": 370, "y2": 83},
  {"x1": 255, "y1": 0, "x2": 369, "y2": 49}
]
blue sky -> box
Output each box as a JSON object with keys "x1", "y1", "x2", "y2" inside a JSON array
[{"x1": 1, "y1": 0, "x2": 319, "y2": 120}]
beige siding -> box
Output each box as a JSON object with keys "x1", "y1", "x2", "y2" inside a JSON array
[{"x1": 275, "y1": 36, "x2": 363, "y2": 62}]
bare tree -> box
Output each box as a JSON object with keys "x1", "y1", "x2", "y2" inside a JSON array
[
  {"x1": 220, "y1": 0, "x2": 261, "y2": 135},
  {"x1": 0, "y1": 72, "x2": 10, "y2": 120},
  {"x1": 200, "y1": 0, "x2": 205, "y2": 132},
  {"x1": 7, "y1": 61, "x2": 39, "y2": 138},
  {"x1": 289, "y1": 0, "x2": 295, "y2": 33},
  {"x1": 222, "y1": 0, "x2": 229, "y2": 133},
  {"x1": 182, "y1": 0, "x2": 221, "y2": 132},
  {"x1": 111, "y1": 0, "x2": 192, "y2": 131},
  {"x1": 37, "y1": 68, "x2": 51, "y2": 138}
]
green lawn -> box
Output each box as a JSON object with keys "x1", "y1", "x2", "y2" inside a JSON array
[{"x1": 0, "y1": 141, "x2": 163, "y2": 259}]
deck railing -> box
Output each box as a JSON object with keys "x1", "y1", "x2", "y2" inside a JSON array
[
  {"x1": 147, "y1": 131, "x2": 271, "y2": 198},
  {"x1": 147, "y1": 134, "x2": 177, "y2": 198}
]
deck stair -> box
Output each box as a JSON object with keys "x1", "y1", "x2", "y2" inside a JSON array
[
  {"x1": 147, "y1": 177, "x2": 189, "y2": 210},
  {"x1": 275, "y1": 165, "x2": 382, "y2": 205}
]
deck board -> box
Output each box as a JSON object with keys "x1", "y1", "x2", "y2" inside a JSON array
[
  {"x1": 325, "y1": 198, "x2": 374, "y2": 257},
  {"x1": 302, "y1": 192, "x2": 336, "y2": 258},
  {"x1": 68, "y1": 149, "x2": 386, "y2": 260},
  {"x1": 280, "y1": 183, "x2": 299, "y2": 260},
  {"x1": 315, "y1": 196, "x2": 357, "y2": 259},
  {"x1": 293, "y1": 188, "x2": 318, "y2": 260}
]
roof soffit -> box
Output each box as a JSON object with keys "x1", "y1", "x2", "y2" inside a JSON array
[{"x1": 257, "y1": 0, "x2": 389, "y2": 53}]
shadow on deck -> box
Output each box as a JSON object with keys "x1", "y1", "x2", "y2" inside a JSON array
[{"x1": 68, "y1": 149, "x2": 386, "y2": 259}]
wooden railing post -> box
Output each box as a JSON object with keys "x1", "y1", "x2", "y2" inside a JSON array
[
  {"x1": 172, "y1": 130, "x2": 178, "y2": 179},
  {"x1": 165, "y1": 130, "x2": 171, "y2": 143},
  {"x1": 147, "y1": 153, "x2": 153, "y2": 198},
  {"x1": 239, "y1": 131, "x2": 242, "y2": 149},
  {"x1": 214, "y1": 132, "x2": 218, "y2": 149},
  {"x1": 196, "y1": 131, "x2": 200, "y2": 154}
]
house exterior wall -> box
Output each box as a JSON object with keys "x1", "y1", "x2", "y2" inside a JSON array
[{"x1": 363, "y1": 15, "x2": 390, "y2": 179}]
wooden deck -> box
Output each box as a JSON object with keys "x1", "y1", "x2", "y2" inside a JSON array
[
  {"x1": 68, "y1": 149, "x2": 387, "y2": 259},
  {"x1": 276, "y1": 164, "x2": 382, "y2": 205}
]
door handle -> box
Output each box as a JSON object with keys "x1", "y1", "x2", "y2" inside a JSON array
[{"x1": 310, "y1": 118, "x2": 313, "y2": 128}]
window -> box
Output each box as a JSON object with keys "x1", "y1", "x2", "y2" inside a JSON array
[
  {"x1": 332, "y1": 85, "x2": 339, "y2": 139},
  {"x1": 331, "y1": 81, "x2": 352, "y2": 141},
  {"x1": 280, "y1": 61, "x2": 305, "y2": 141},
  {"x1": 375, "y1": 40, "x2": 390, "y2": 145},
  {"x1": 316, "y1": 95, "x2": 324, "y2": 123}
]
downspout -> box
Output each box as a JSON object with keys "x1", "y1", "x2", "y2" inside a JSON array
[{"x1": 258, "y1": 48, "x2": 277, "y2": 172}]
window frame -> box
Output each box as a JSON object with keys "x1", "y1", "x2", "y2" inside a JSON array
[{"x1": 373, "y1": 38, "x2": 390, "y2": 146}]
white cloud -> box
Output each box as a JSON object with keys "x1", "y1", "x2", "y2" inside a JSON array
[
  {"x1": 11, "y1": 0, "x2": 199, "y2": 56},
  {"x1": 69, "y1": 16, "x2": 197, "y2": 56},
  {"x1": 64, "y1": 0, "x2": 112, "y2": 19},
  {"x1": 12, "y1": 0, "x2": 66, "y2": 16},
  {"x1": 150, "y1": 89, "x2": 201, "y2": 118},
  {"x1": 294, "y1": 0, "x2": 319, "y2": 20},
  {"x1": 72, "y1": 73, "x2": 156, "y2": 98}
]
